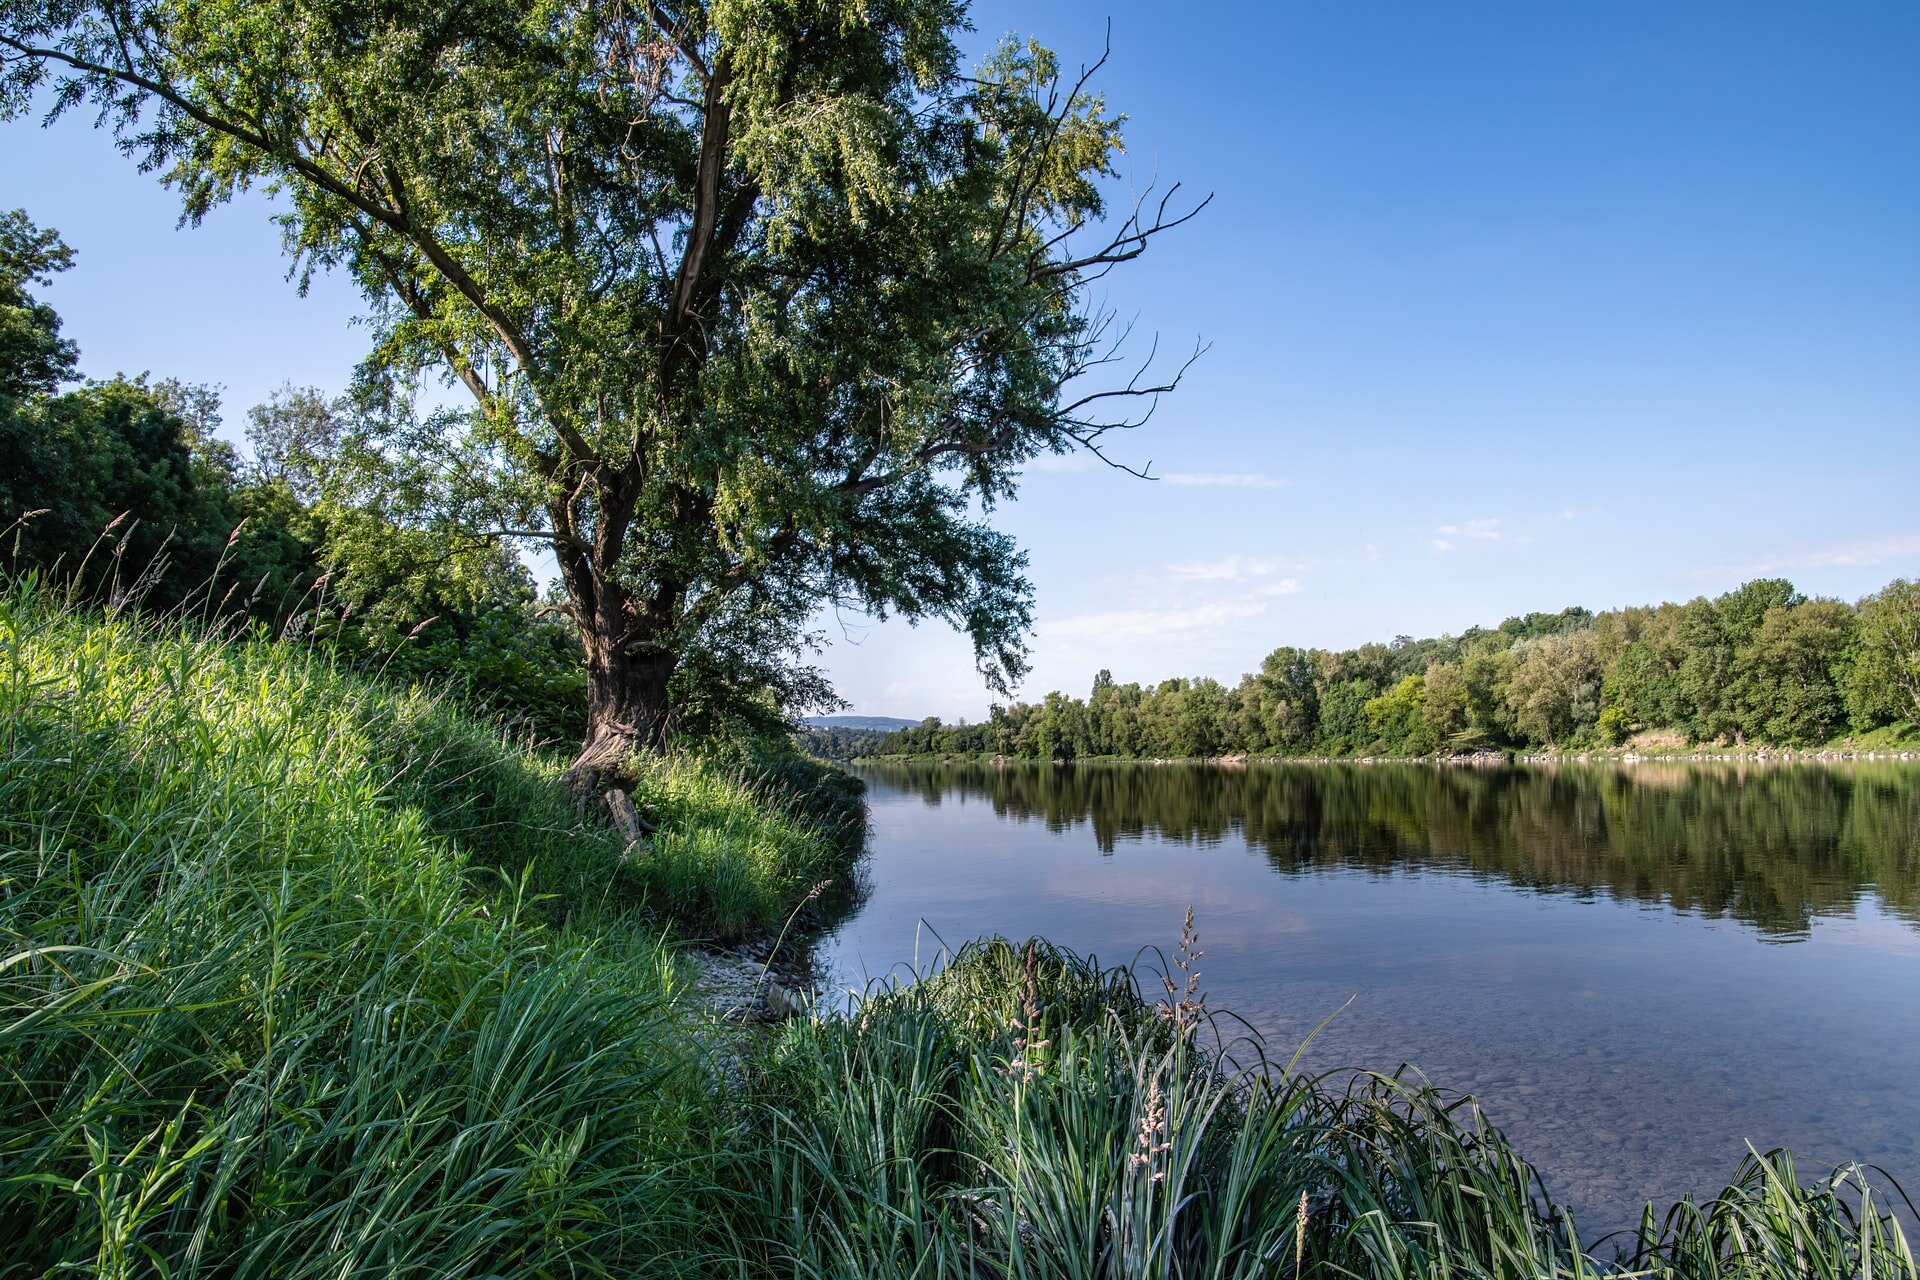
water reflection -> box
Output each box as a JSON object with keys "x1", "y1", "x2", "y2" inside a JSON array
[{"x1": 857, "y1": 760, "x2": 1920, "y2": 939}]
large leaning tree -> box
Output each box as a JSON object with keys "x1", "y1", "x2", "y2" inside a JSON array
[{"x1": 1, "y1": 0, "x2": 1202, "y2": 780}]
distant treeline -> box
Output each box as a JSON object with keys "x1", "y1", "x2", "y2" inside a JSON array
[
  {"x1": 873, "y1": 578, "x2": 1920, "y2": 760},
  {"x1": 798, "y1": 724, "x2": 897, "y2": 761}
]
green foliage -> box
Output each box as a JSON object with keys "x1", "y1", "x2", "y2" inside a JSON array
[
  {"x1": 1596, "y1": 704, "x2": 1633, "y2": 746},
  {"x1": 1733, "y1": 600, "x2": 1855, "y2": 747},
  {"x1": 0, "y1": 375, "x2": 239, "y2": 605},
  {"x1": 1507, "y1": 630, "x2": 1604, "y2": 747},
  {"x1": 1028, "y1": 689, "x2": 1086, "y2": 759},
  {"x1": 1720, "y1": 578, "x2": 1803, "y2": 641},
  {"x1": 1669, "y1": 583, "x2": 1800, "y2": 744},
  {"x1": 799, "y1": 722, "x2": 901, "y2": 761},
  {"x1": 1245, "y1": 646, "x2": 1320, "y2": 753},
  {"x1": 1848, "y1": 579, "x2": 1920, "y2": 727},
  {"x1": 244, "y1": 381, "x2": 346, "y2": 499},
  {"x1": 1365, "y1": 673, "x2": 1432, "y2": 754},
  {"x1": 1605, "y1": 610, "x2": 1688, "y2": 732},
  {"x1": 1670, "y1": 598, "x2": 1736, "y2": 741},
  {"x1": 0, "y1": 207, "x2": 76, "y2": 400},
  {"x1": 1, "y1": 2, "x2": 1202, "y2": 753},
  {"x1": 0, "y1": 223, "x2": 591, "y2": 742},
  {"x1": 1459, "y1": 645, "x2": 1521, "y2": 744},
  {"x1": 303, "y1": 501, "x2": 590, "y2": 743},
  {"x1": 1421, "y1": 659, "x2": 1472, "y2": 746},
  {"x1": 1497, "y1": 605, "x2": 1596, "y2": 644}
]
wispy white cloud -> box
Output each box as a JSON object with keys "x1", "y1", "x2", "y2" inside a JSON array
[
  {"x1": 1723, "y1": 532, "x2": 1920, "y2": 576},
  {"x1": 1045, "y1": 571, "x2": 1302, "y2": 645},
  {"x1": 1253, "y1": 578, "x2": 1305, "y2": 598},
  {"x1": 1168, "y1": 554, "x2": 1292, "y2": 582},
  {"x1": 1022, "y1": 453, "x2": 1102, "y2": 475},
  {"x1": 1044, "y1": 595, "x2": 1281, "y2": 643},
  {"x1": 1429, "y1": 518, "x2": 1503, "y2": 552},
  {"x1": 1022, "y1": 460, "x2": 1286, "y2": 489},
  {"x1": 1159, "y1": 471, "x2": 1286, "y2": 489}
]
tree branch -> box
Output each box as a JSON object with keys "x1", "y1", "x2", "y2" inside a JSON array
[
  {"x1": 1031, "y1": 185, "x2": 1213, "y2": 282},
  {"x1": 666, "y1": 60, "x2": 732, "y2": 347},
  {"x1": 643, "y1": 2, "x2": 709, "y2": 85},
  {"x1": 4, "y1": 36, "x2": 561, "y2": 435}
]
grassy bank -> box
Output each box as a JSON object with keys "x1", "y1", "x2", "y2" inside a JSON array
[
  {"x1": 2, "y1": 583, "x2": 1911, "y2": 1277},
  {"x1": 0, "y1": 580, "x2": 848, "y2": 1275}
]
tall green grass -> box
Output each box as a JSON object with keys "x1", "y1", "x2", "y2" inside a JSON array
[
  {"x1": 0, "y1": 581, "x2": 769, "y2": 1276},
  {"x1": 628, "y1": 752, "x2": 860, "y2": 942}
]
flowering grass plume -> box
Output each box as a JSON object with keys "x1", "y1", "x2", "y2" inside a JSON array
[
  {"x1": 999, "y1": 941, "x2": 1051, "y2": 1081},
  {"x1": 1129, "y1": 1074, "x2": 1172, "y2": 1183},
  {"x1": 1159, "y1": 903, "x2": 1207, "y2": 1031}
]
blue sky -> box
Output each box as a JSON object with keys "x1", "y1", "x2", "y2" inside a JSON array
[{"x1": 7, "y1": 1, "x2": 1917, "y2": 721}]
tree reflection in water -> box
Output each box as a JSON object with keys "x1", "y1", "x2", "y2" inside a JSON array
[{"x1": 858, "y1": 760, "x2": 1920, "y2": 939}]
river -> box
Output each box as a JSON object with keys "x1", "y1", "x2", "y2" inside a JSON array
[{"x1": 818, "y1": 759, "x2": 1920, "y2": 1237}]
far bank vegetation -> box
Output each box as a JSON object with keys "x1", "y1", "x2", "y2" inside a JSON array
[{"x1": 873, "y1": 577, "x2": 1920, "y2": 761}]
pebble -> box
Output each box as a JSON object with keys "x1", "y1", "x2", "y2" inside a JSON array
[{"x1": 687, "y1": 947, "x2": 815, "y2": 1022}]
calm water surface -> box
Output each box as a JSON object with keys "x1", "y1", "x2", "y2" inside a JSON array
[{"x1": 819, "y1": 760, "x2": 1920, "y2": 1236}]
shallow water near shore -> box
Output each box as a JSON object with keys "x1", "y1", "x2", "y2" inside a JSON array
[{"x1": 818, "y1": 759, "x2": 1920, "y2": 1238}]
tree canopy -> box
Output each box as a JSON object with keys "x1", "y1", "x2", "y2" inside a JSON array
[
  {"x1": 0, "y1": 206, "x2": 76, "y2": 401},
  {"x1": 2, "y1": 1, "x2": 1202, "y2": 775}
]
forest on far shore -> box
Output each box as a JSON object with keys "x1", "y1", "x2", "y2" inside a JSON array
[{"x1": 851, "y1": 577, "x2": 1920, "y2": 761}]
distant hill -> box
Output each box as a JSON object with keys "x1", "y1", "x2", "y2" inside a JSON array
[{"x1": 802, "y1": 715, "x2": 919, "y2": 732}]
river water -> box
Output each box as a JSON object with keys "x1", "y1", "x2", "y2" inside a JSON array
[{"x1": 817, "y1": 759, "x2": 1920, "y2": 1237}]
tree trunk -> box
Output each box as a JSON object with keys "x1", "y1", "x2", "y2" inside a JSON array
[{"x1": 568, "y1": 636, "x2": 677, "y2": 793}]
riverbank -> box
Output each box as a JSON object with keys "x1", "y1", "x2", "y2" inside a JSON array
[
  {"x1": 4, "y1": 585, "x2": 1912, "y2": 1277},
  {"x1": 857, "y1": 736, "x2": 1920, "y2": 768},
  {"x1": 0, "y1": 581, "x2": 859, "y2": 1274},
  {"x1": 757, "y1": 937, "x2": 1918, "y2": 1276}
]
